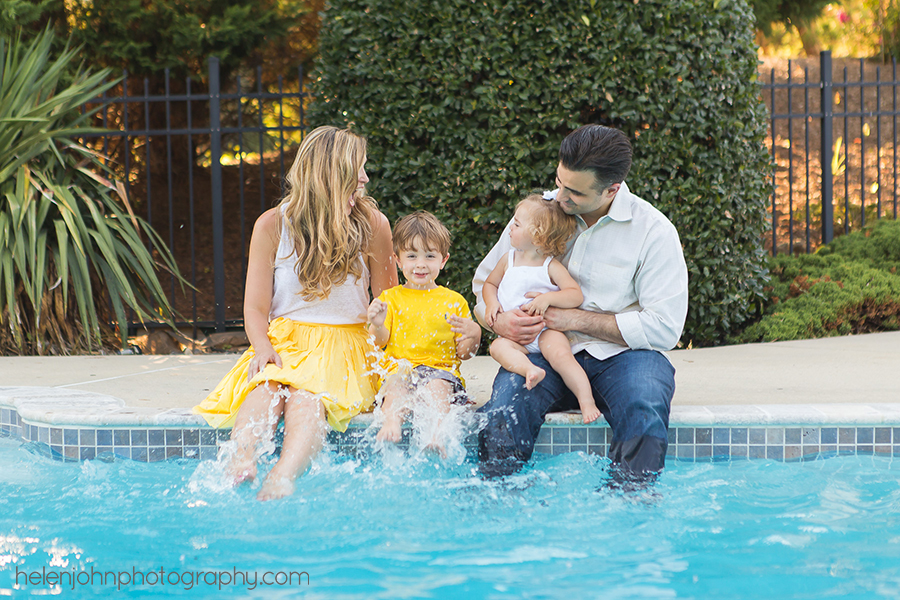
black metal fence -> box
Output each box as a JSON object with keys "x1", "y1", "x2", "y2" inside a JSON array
[
  {"x1": 761, "y1": 50, "x2": 900, "y2": 256},
  {"x1": 79, "y1": 57, "x2": 306, "y2": 334}
]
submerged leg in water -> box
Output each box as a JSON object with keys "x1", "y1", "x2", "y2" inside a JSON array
[
  {"x1": 257, "y1": 389, "x2": 328, "y2": 501},
  {"x1": 224, "y1": 382, "x2": 286, "y2": 485}
]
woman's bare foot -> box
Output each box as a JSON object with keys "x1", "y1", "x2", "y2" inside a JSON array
[
  {"x1": 524, "y1": 365, "x2": 546, "y2": 390},
  {"x1": 580, "y1": 401, "x2": 602, "y2": 424},
  {"x1": 376, "y1": 417, "x2": 403, "y2": 443},
  {"x1": 223, "y1": 445, "x2": 258, "y2": 486},
  {"x1": 226, "y1": 459, "x2": 258, "y2": 486},
  {"x1": 256, "y1": 467, "x2": 295, "y2": 501}
]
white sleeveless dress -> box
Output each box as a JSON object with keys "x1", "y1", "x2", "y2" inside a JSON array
[{"x1": 496, "y1": 250, "x2": 559, "y2": 353}]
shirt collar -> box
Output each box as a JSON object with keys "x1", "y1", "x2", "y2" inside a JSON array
[
  {"x1": 572, "y1": 181, "x2": 634, "y2": 230},
  {"x1": 605, "y1": 181, "x2": 634, "y2": 223}
]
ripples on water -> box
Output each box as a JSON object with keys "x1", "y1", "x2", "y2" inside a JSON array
[{"x1": 1, "y1": 436, "x2": 900, "y2": 599}]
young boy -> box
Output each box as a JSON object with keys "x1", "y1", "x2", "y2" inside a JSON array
[{"x1": 366, "y1": 211, "x2": 481, "y2": 451}]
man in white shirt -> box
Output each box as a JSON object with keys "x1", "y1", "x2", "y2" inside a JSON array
[{"x1": 472, "y1": 125, "x2": 689, "y2": 480}]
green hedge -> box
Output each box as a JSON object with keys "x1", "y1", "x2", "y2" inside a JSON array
[
  {"x1": 309, "y1": 0, "x2": 771, "y2": 347},
  {"x1": 733, "y1": 220, "x2": 900, "y2": 343}
]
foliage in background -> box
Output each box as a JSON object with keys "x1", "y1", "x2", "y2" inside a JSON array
[
  {"x1": 8, "y1": 0, "x2": 322, "y2": 186},
  {"x1": 0, "y1": 0, "x2": 317, "y2": 82},
  {"x1": 885, "y1": 0, "x2": 900, "y2": 60},
  {"x1": 757, "y1": 0, "x2": 887, "y2": 58},
  {"x1": 0, "y1": 0, "x2": 53, "y2": 34},
  {"x1": 751, "y1": 0, "x2": 834, "y2": 54},
  {"x1": 309, "y1": 0, "x2": 772, "y2": 347},
  {"x1": 0, "y1": 29, "x2": 186, "y2": 355},
  {"x1": 733, "y1": 219, "x2": 900, "y2": 342},
  {"x1": 63, "y1": 0, "x2": 288, "y2": 79}
]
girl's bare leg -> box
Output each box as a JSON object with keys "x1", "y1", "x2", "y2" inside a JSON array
[
  {"x1": 225, "y1": 382, "x2": 285, "y2": 485},
  {"x1": 257, "y1": 389, "x2": 327, "y2": 501},
  {"x1": 489, "y1": 337, "x2": 545, "y2": 390},
  {"x1": 376, "y1": 375, "x2": 409, "y2": 443},
  {"x1": 538, "y1": 330, "x2": 601, "y2": 424}
]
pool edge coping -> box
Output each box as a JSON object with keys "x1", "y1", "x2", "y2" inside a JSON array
[
  {"x1": 4, "y1": 386, "x2": 900, "y2": 429},
  {"x1": 4, "y1": 386, "x2": 900, "y2": 463}
]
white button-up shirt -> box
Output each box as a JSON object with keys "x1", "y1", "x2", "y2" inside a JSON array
[{"x1": 472, "y1": 182, "x2": 689, "y2": 361}]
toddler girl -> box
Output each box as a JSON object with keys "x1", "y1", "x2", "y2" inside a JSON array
[{"x1": 482, "y1": 194, "x2": 601, "y2": 424}]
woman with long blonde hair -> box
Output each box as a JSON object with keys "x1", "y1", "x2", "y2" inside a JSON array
[{"x1": 194, "y1": 126, "x2": 397, "y2": 500}]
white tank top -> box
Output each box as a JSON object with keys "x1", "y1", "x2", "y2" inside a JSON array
[
  {"x1": 268, "y1": 210, "x2": 370, "y2": 324},
  {"x1": 496, "y1": 250, "x2": 558, "y2": 312}
]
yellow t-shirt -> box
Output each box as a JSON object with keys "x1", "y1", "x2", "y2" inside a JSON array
[{"x1": 377, "y1": 285, "x2": 472, "y2": 384}]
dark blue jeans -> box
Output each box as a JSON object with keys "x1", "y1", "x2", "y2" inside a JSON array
[{"x1": 477, "y1": 349, "x2": 675, "y2": 477}]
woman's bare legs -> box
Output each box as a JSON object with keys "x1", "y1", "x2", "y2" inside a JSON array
[
  {"x1": 489, "y1": 337, "x2": 546, "y2": 390},
  {"x1": 257, "y1": 389, "x2": 327, "y2": 501},
  {"x1": 224, "y1": 382, "x2": 285, "y2": 485},
  {"x1": 538, "y1": 330, "x2": 601, "y2": 424}
]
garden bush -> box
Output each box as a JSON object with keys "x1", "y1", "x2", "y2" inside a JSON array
[
  {"x1": 733, "y1": 220, "x2": 900, "y2": 343},
  {"x1": 308, "y1": 0, "x2": 771, "y2": 347}
]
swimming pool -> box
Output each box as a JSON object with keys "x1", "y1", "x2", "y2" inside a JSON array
[{"x1": 2, "y1": 436, "x2": 899, "y2": 599}]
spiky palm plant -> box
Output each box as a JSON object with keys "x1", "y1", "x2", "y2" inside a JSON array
[{"x1": 0, "y1": 29, "x2": 185, "y2": 355}]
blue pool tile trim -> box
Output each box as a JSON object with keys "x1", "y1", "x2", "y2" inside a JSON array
[{"x1": 4, "y1": 402, "x2": 900, "y2": 463}]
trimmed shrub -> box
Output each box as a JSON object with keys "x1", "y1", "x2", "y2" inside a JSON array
[
  {"x1": 733, "y1": 221, "x2": 900, "y2": 343},
  {"x1": 816, "y1": 218, "x2": 900, "y2": 274},
  {"x1": 309, "y1": 0, "x2": 771, "y2": 346}
]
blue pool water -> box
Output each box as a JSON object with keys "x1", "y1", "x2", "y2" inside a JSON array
[{"x1": 1, "y1": 435, "x2": 900, "y2": 599}]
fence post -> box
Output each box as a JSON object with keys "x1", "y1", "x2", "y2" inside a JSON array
[
  {"x1": 209, "y1": 57, "x2": 227, "y2": 332},
  {"x1": 820, "y1": 50, "x2": 834, "y2": 245}
]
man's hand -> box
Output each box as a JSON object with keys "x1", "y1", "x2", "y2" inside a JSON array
[
  {"x1": 492, "y1": 308, "x2": 544, "y2": 346},
  {"x1": 543, "y1": 306, "x2": 627, "y2": 346}
]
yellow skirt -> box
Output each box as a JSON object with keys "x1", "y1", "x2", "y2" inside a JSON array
[{"x1": 192, "y1": 318, "x2": 377, "y2": 432}]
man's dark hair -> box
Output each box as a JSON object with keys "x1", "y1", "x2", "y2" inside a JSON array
[{"x1": 558, "y1": 125, "x2": 633, "y2": 191}]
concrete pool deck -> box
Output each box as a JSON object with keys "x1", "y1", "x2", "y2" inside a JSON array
[
  {"x1": 2, "y1": 330, "x2": 899, "y2": 422},
  {"x1": 1, "y1": 331, "x2": 900, "y2": 463}
]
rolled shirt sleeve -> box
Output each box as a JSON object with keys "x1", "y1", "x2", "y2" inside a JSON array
[{"x1": 613, "y1": 219, "x2": 689, "y2": 352}]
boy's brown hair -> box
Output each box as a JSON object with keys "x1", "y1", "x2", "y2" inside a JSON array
[
  {"x1": 392, "y1": 210, "x2": 452, "y2": 255},
  {"x1": 517, "y1": 194, "x2": 577, "y2": 257}
]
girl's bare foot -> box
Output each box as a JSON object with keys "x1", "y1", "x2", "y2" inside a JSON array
[
  {"x1": 256, "y1": 467, "x2": 295, "y2": 501},
  {"x1": 524, "y1": 365, "x2": 546, "y2": 390},
  {"x1": 376, "y1": 417, "x2": 402, "y2": 443},
  {"x1": 580, "y1": 402, "x2": 602, "y2": 424}
]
